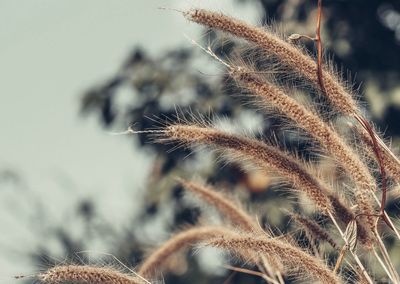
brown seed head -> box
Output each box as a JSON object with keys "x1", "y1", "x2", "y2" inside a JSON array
[
  {"x1": 138, "y1": 226, "x2": 238, "y2": 279},
  {"x1": 185, "y1": 8, "x2": 358, "y2": 116},
  {"x1": 178, "y1": 179, "x2": 259, "y2": 232},
  {"x1": 229, "y1": 67, "x2": 377, "y2": 231},
  {"x1": 209, "y1": 235, "x2": 342, "y2": 284},
  {"x1": 165, "y1": 124, "x2": 333, "y2": 214},
  {"x1": 39, "y1": 265, "x2": 145, "y2": 284}
]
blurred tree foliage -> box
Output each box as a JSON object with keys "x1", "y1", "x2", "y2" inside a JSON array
[{"x1": 31, "y1": 1, "x2": 400, "y2": 283}]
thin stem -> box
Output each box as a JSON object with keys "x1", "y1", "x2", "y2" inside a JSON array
[
  {"x1": 373, "y1": 218, "x2": 400, "y2": 283},
  {"x1": 373, "y1": 247, "x2": 394, "y2": 283},
  {"x1": 328, "y1": 212, "x2": 374, "y2": 284},
  {"x1": 259, "y1": 255, "x2": 284, "y2": 284},
  {"x1": 224, "y1": 265, "x2": 281, "y2": 284},
  {"x1": 333, "y1": 246, "x2": 346, "y2": 274},
  {"x1": 371, "y1": 193, "x2": 400, "y2": 240},
  {"x1": 354, "y1": 115, "x2": 388, "y2": 217}
]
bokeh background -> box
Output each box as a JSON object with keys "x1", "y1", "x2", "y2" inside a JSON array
[{"x1": 1, "y1": 0, "x2": 400, "y2": 283}]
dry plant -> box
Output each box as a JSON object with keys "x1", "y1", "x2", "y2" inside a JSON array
[{"x1": 34, "y1": 3, "x2": 400, "y2": 284}]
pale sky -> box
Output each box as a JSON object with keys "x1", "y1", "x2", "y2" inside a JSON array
[{"x1": 0, "y1": 0, "x2": 262, "y2": 281}]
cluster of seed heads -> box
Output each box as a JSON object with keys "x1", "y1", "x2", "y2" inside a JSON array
[{"x1": 35, "y1": 7, "x2": 400, "y2": 284}]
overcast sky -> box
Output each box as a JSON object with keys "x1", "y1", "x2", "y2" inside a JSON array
[{"x1": 0, "y1": 1, "x2": 262, "y2": 281}]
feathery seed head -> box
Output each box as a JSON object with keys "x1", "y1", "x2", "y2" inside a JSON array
[
  {"x1": 164, "y1": 124, "x2": 334, "y2": 214},
  {"x1": 208, "y1": 235, "x2": 342, "y2": 284},
  {"x1": 185, "y1": 8, "x2": 358, "y2": 116},
  {"x1": 138, "y1": 226, "x2": 238, "y2": 279},
  {"x1": 178, "y1": 179, "x2": 259, "y2": 232},
  {"x1": 291, "y1": 213, "x2": 339, "y2": 250},
  {"x1": 39, "y1": 265, "x2": 146, "y2": 284}
]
